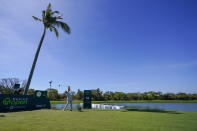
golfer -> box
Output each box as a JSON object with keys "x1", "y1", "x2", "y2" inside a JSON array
[{"x1": 63, "y1": 86, "x2": 72, "y2": 111}]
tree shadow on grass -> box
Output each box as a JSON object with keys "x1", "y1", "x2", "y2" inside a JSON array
[
  {"x1": 122, "y1": 108, "x2": 183, "y2": 114},
  {"x1": 0, "y1": 115, "x2": 6, "y2": 117}
]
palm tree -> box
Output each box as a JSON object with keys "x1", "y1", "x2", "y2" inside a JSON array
[{"x1": 23, "y1": 3, "x2": 70, "y2": 95}]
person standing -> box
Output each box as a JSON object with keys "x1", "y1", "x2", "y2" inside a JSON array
[{"x1": 63, "y1": 86, "x2": 72, "y2": 111}]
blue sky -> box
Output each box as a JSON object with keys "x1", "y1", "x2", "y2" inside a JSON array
[{"x1": 0, "y1": 0, "x2": 197, "y2": 93}]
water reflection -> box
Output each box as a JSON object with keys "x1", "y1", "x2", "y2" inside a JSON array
[{"x1": 51, "y1": 103, "x2": 197, "y2": 112}]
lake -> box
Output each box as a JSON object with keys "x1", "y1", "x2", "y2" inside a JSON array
[{"x1": 51, "y1": 103, "x2": 197, "y2": 112}]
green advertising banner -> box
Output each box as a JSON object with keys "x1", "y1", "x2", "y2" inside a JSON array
[
  {"x1": 83, "y1": 90, "x2": 92, "y2": 109},
  {"x1": 0, "y1": 94, "x2": 50, "y2": 112}
]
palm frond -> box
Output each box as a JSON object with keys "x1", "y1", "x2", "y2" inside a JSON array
[
  {"x1": 47, "y1": 3, "x2": 51, "y2": 10},
  {"x1": 42, "y1": 10, "x2": 46, "y2": 20},
  {"x1": 48, "y1": 16, "x2": 57, "y2": 23},
  {"x1": 32, "y1": 16, "x2": 41, "y2": 21},
  {"x1": 52, "y1": 26, "x2": 59, "y2": 38},
  {"x1": 56, "y1": 15, "x2": 63, "y2": 19},
  {"x1": 45, "y1": 3, "x2": 52, "y2": 20},
  {"x1": 35, "y1": 3, "x2": 70, "y2": 38},
  {"x1": 46, "y1": 3, "x2": 52, "y2": 14},
  {"x1": 52, "y1": 21, "x2": 70, "y2": 34},
  {"x1": 51, "y1": 11, "x2": 59, "y2": 15}
]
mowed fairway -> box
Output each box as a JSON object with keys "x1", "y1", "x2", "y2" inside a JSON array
[{"x1": 0, "y1": 109, "x2": 197, "y2": 131}]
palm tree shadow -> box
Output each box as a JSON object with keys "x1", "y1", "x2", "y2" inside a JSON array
[{"x1": 123, "y1": 108, "x2": 183, "y2": 114}]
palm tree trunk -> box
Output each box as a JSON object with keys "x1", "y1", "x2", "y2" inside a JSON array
[{"x1": 23, "y1": 27, "x2": 47, "y2": 95}]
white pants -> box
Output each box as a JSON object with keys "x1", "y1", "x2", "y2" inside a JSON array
[{"x1": 63, "y1": 100, "x2": 72, "y2": 111}]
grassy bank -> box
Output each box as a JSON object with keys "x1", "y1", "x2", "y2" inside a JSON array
[
  {"x1": 50, "y1": 100, "x2": 197, "y2": 104},
  {"x1": 0, "y1": 109, "x2": 197, "y2": 131}
]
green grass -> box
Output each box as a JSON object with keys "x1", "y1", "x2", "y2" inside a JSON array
[
  {"x1": 50, "y1": 100, "x2": 197, "y2": 104},
  {"x1": 0, "y1": 109, "x2": 197, "y2": 131}
]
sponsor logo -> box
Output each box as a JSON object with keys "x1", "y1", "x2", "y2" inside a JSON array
[
  {"x1": 2, "y1": 97, "x2": 28, "y2": 106},
  {"x1": 36, "y1": 91, "x2": 42, "y2": 97}
]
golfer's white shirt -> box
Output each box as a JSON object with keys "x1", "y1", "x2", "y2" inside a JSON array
[{"x1": 67, "y1": 91, "x2": 72, "y2": 101}]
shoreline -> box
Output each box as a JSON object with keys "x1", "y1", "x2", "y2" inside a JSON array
[{"x1": 50, "y1": 100, "x2": 197, "y2": 104}]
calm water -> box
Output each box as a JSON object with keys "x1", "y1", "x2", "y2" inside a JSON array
[
  {"x1": 51, "y1": 103, "x2": 197, "y2": 112},
  {"x1": 51, "y1": 103, "x2": 79, "y2": 110}
]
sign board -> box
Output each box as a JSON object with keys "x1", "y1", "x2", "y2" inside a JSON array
[
  {"x1": 0, "y1": 94, "x2": 50, "y2": 112},
  {"x1": 35, "y1": 90, "x2": 47, "y2": 97},
  {"x1": 83, "y1": 90, "x2": 92, "y2": 109}
]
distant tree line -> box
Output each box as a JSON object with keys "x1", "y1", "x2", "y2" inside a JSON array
[
  {"x1": 41, "y1": 88, "x2": 197, "y2": 101},
  {"x1": 1, "y1": 78, "x2": 197, "y2": 101}
]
